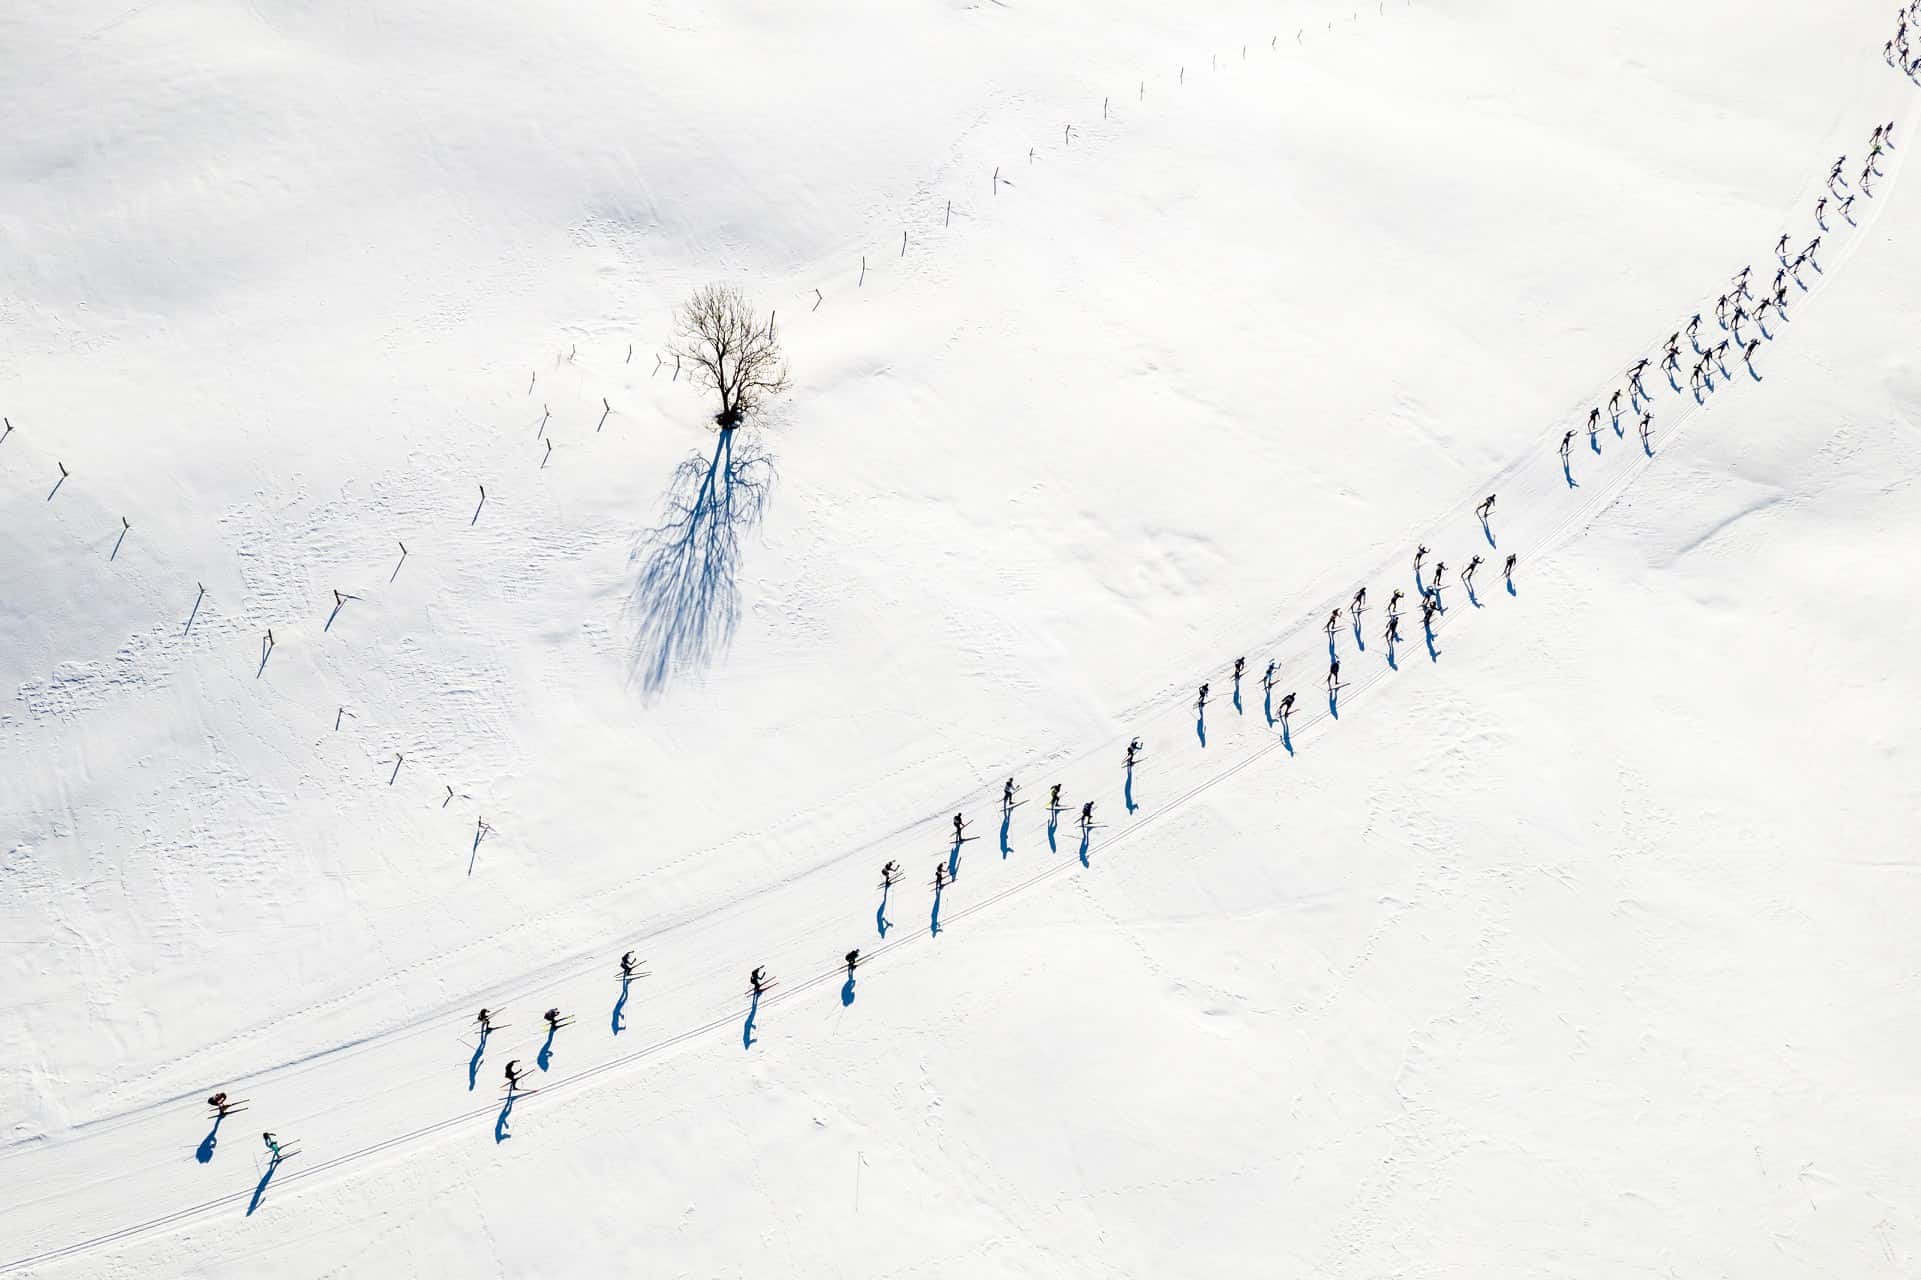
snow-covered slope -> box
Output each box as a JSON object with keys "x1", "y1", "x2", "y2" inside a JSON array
[{"x1": 4, "y1": 0, "x2": 1920, "y2": 1273}]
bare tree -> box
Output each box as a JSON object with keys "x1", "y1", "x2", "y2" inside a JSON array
[{"x1": 668, "y1": 283, "x2": 789, "y2": 431}]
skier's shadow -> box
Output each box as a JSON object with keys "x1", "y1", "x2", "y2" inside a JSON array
[
  {"x1": 1467, "y1": 584, "x2": 1483, "y2": 610},
  {"x1": 1077, "y1": 826, "x2": 1092, "y2": 867},
  {"x1": 1280, "y1": 719, "x2": 1293, "y2": 756},
  {"x1": 875, "y1": 882, "x2": 893, "y2": 938},
  {"x1": 1124, "y1": 766, "x2": 1138, "y2": 814},
  {"x1": 1046, "y1": 811, "x2": 1059, "y2": 854},
  {"x1": 1262, "y1": 688, "x2": 1274, "y2": 728},
  {"x1": 612, "y1": 978, "x2": 631, "y2": 1036},
  {"x1": 841, "y1": 971, "x2": 857, "y2": 1007},
  {"x1": 1231, "y1": 683, "x2": 1243, "y2": 716},
  {"x1": 495, "y1": 1092, "x2": 516, "y2": 1144},
  {"x1": 196, "y1": 1113, "x2": 222, "y2": 1164},
  {"x1": 999, "y1": 809, "x2": 1013, "y2": 858},
  {"x1": 930, "y1": 884, "x2": 944, "y2": 936},
  {"x1": 1352, "y1": 624, "x2": 1365, "y2": 654},
  {"x1": 1195, "y1": 710, "x2": 1207, "y2": 748},
  {"x1": 1481, "y1": 521, "x2": 1496, "y2": 549},
  {"x1": 1386, "y1": 638, "x2": 1398, "y2": 671},
  {"x1": 1748, "y1": 365, "x2": 1763, "y2": 383},
  {"x1": 1327, "y1": 687, "x2": 1340, "y2": 720},
  {"x1": 537, "y1": 1024, "x2": 558, "y2": 1072},
  {"x1": 742, "y1": 990, "x2": 761, "y2": 1049},
  {"x1": 467, "y1": 1029, "x2": 490, "y2": 1092},
  {"x1": 947, "y1": 837, "x2": 963, "y2": 881},
  {"x1": 1563, "y1": 461, "x2": 1578, "y2": 490},
  {"x1": 1425, "y1": 627, "x2": 1441, "y2": 662},
  {"x1": 246, "y1": 1155, "x2": 284, "y2": 1215},
  {"x1": 1507, "y1": 578, "x2": 1518, "y2": 597}
]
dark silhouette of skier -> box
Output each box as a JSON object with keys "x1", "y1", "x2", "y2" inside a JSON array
[
  {"x1": 1429, "y1": 563, "x2": 1447, "y2": 610},
  {"x1": 1502, "y1": 553, "x2": 1517, "y2": 586},
  {"x1": 503, "y1": 1061, "x2": 525, "y2": 1092},
  {"x1": 1638, "y1": 412, "x2": 1653, "y2": 453},
  {"x1": 1079, "y1": 800, "x2": 1094, "y2": 829}
]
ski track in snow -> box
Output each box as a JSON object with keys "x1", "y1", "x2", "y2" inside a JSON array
[{"x1": 3, "y1": 14, "x2": 1918, "y2": 1273}]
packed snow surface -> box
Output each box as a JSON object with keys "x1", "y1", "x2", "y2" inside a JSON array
[{"x1": 4, "y1": 0, "x2": 1921, "y2": 1274}]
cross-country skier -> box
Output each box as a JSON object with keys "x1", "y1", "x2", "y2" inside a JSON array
[
  {"x1": 620, "y1": 951, "x2": 639, "y2": 979},
  {"x1": 1420, "y1": 594, "x2": 1438, "y2": 630},
  {"x1": 1816, "y1": 196, "x2": 1828, "y2": 229},
  {"x1": 504, "y1": 1060, "x2": 525, "y2": 1091},
  {"x1": 1559, "y1": 430, "x2": 1575, "y2": 465},
  {"x1": 543, "y1": 1007, "x2": 564, "y2": 1031},
  {"x1": 1862, "y1": 161, "x2": 1877, "y2": 195},
  {"x1": 263, "y1": 1132, "x2": 284, "y2": 1161},
  {"x1": 1233, "y1": 656, "x2": 1246, "y2": 682},
  {"x1": 1430, "y1": 562, "x2": 1447, "y2": 608},
  {"x1": 1324, "y1": 608, "x2": 1342, "y2": 637},
  {"x1": 1384, "y1": 613, "x2": 1401, "y2": 645},
  {"x1": 208, "y1": 1092, "x2": 231, "y2": 1116},
  {"x1": 1755, "y1": 297, "x2": 1774, "y2": 329},
  {"x1": 1326, "y1": 656, "x2": 1340, "y2": 691},
  {"x1": 1732, "y1": 266, "x2": 1751, "y2": 297},
  {"x1": 1387, "y1": 588, "x2": 1405, "y2": 617},
  {"x1": 1688, "y1": 314, "x2": 1705, "y2": 353},
  {"x1": 1715, "y1": 294, "x2": 1731, "y2": 329},
  {"x1": 1196, "y1": 681, "x2": 1209, "y2": 710},
  {"x1": 1639, "y1": 412, "x2": 1653, "y2": 450},
  {"x1": 1262, "y1": 659, "x2": 1277, "y2": 691},
  {"x1": 1414, "y1": 543, "x2": 1430, "y2": 578},
  {"x1": 1806, "y1": 236, "x2": 1822, "y2": 266},
  {"x1": 1048, "y1": 783, "x2": 1062, "y2": 810},
  {"x1": 1503, "y1": 553, "x2": 1517, "y2": 584},
  {"x1": 845, "y1": 949, "x2": 860, "y2": 973},
  {"x1": 1713, "y1": 340, "x2": 1731, "y2": 378},
  {"x1": 476, "y1": 1009, "x2": 494, "y2": 1035},
  {"x1": 1609, "y1": 389, "x2": 1623, "y2": 424},
  {"x1": 1352, "y1": 586, "x2": 1368, "y2": 616},
  {"x1": 1477, "y1": 494, "x2": 1496, "y2": 523},
  {"x1": 952, "y1": 812, "x2": 965, "y2": 841},
  {"x1": 1841, "y1": 194, "x2": 1856, "y2": 223},
  {"x1": 1003, "y1": 777, "x2": 1017, "y2": 808},
  {"x1": 1587, "y1": 406, "x2": 1603, "y2": 439},
  {"x1": 1743, "y1": 338, "x2": 1761, "y2": 370},
  {"x1": 882, "y1": 860, "x2": 900, "y2": 884},
  {"x1": 750, "y1": 966, "x2": 768, "y2": 995},
  {"x1": 1776, "y1": 232, "x2": 1793, "y2": 260},
  {"x1": 1463, "y1": 556, "x2": 1483, "y2": 592},
  {"x1": 1827, "y1": 156, "x2": 1846, "y2": 189},
  {"x1": 1079, "y1": 800, "x2": 1095, "y2": 828},
  {"x1": 1125, "y1": 737, "x2": 1142, "y2": 767},
  {"x1": 1629, "y1": 366, "x2": 1648, "y2": 404},
  {"x1": 933, "y1": 863, "x2": 948, "y2": 890}
]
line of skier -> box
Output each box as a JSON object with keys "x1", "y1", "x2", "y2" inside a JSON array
[
  {"x1": 1560, "y1": 118, "x2": 1892, "y2": 488},
  {"x1": 1887, "y1": 1, "x2": 1921, "y2": 79}
]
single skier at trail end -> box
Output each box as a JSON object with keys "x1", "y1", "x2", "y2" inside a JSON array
[{"x1": 1124, "y1": 737, "x2": 1142, "y2": 767}]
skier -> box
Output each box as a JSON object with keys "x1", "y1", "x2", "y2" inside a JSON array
[
  {"x1": 1638, "y1": 412, "x2": 1653, "y2": 450},
  {"x1": 1815, "y1": 196, "x2": 1828, "y2": 229},
  {"x1": 1429, "y1": 562, "x2": 1447, "y2": 609},
  {"x1": 1262, "y1": 659, "x2": 1277, "y2": 691},
  {"x1": 882, "y1": 860, "x2": 900, "y2": 885},
  {"x1": 750, "y1": 966, "x2": 768, "y2": 995},
  {"x1": 1805, "y1": 235, "x2": 1822, "y2": 267},
  {"x1": 1559, "y1": 430, "x2": 1575, "y2": 466},
  {"x1": 933, "y1": 863, "x2": 948, "y2": 890},
  {"x1": 1387, "y1": 588, "x2": 1405, "y2": 617},
  {"x1": 1124, "y1": 737, "x2": 1143, "y2": 767},
  {"x1": 1002, "y1": 776, "x2": 1017, "y2": 808},
  {"x1": 1841, "y1": 193, "x2": 1856, "y2": 223},
  {"x1": 1232, "y1": 656, "x2": 1246, "y2": 683},
  {"x1": 1196, "y1": 681, "x2": 1209, "y2": 710},
  {"x1": 844, "y1": 949, "x2": 860, "y2": 973},
  {"x1": 1326, "y1": 656, "x2": 1341, "y2": 692},
  {"x1": 1862, "y1": 160, "x2": 1877, "y2": 195},
  {"x1": 1732, "y1": 265, "x2": 1752, "y2": 298},
  {"x1": 1324, "y1": 608, "x2": 1342, "y2": 638},
  {"x1": 1827, "y1": 156, "x2": 1846, "y2": 190},
  {"x1": 1276, "y1": 690, "x2": 1296, "y2": 723},
  {"x1": 1713, "y1": 340, "x2": 1731, "y2": 378},
  {"x1": 1629, "y1": 365, "x2": 1648, "y2": 405},
  {"x1": 208, "y1": 1092, "x2": 231, "y2": 1117},
  {"x1": 543, "y1": 1007, "x2": 564, "y2": 1031},
  {"x1": 1351, "y1": 585, "x2": 1368, "y2": 616},
  {"x1": 1413, "y1": 543, "x2": 1430, "y2": 579},
  {"x1": 1419, "y1": 594, "x2": 1438, "y2": 631},
  {"x1": 1048, "y1": 783, "x2": 1063, "y2": 811},
  {"x1": 1503, "y1": 554, "x2": 1518, "y2": 585},
  {"x1": 1775, "y1": 232, "x2": 1793, "y2": 260},
  {"x1": 504, "y1": 1061, "x2": 525, "y2": 1091},
  {"x1": 1476, "y1": 494, "x2": 1496, "y2": 523},
  {"x1": 1714, "y1": 293, "x2": 1730, "y2": 329},
  {"x1": 1463, "y1": 555, "x2": 1483, "y2": 592},
  {"x1": 1686, "y1": 314, "x2": 1703, "y2": 353},
  {"x1": 1755, "y1": 296, "x2": 1775, "y2": 330},
  {"x1": 263, "y1": 1132, "x2": 284, "y2": 1162},
  {"x1": 619, "y1": 951, "x2": 639, "y2": 979},
  {"x1": 1743, "y1": 338, "x2": 1762, "y2": 371},
  {"x1": 476, "y1": 1008, "x2": 495, "y2": 1035},
  {"x1": 1384, "y1": 613, "x2": 1401, "y2": 646},
  {"x1": 952, "y1": 812, "x2": 966, "y2": 841},
  {"x1": 1079, "y1": 800, "x2": 1095, "y2": 828},
  {"x1": 1586, "y1": 410, "x2": 1601, "y2": 449}
]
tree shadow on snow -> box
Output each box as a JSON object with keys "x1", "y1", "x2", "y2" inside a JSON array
[{"x1": 625, "y1": 431, "x2": 777, "y2": 694}]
